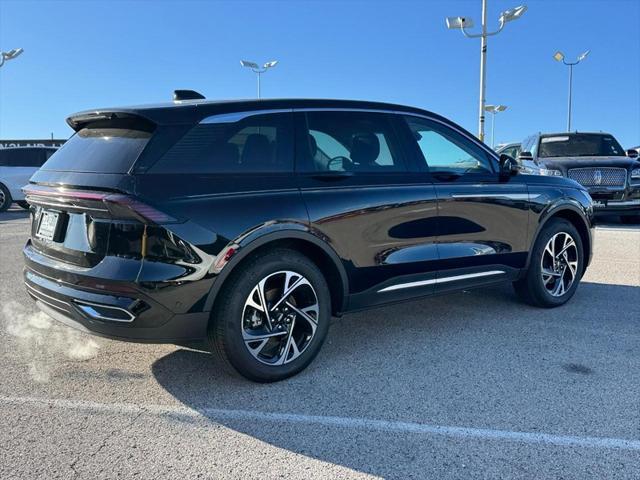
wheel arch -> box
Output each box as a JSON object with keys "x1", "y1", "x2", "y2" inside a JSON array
[
  {"x1": 204, "y1": 230, "x2": 349, "y2": 317},
  {"x1": 526, "y1": 202, "x2": 592, "y2": 271}
]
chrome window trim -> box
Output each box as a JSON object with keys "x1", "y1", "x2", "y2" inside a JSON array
[
  {"x1": 199, "y1": 109, "x2": 293, "y2": 124},
  {"x1": 378, "y1": 270, "x2": 505, "y2": 293},
  {"x1": 294, "y1": 108, "x2": 499, "y2": 163},
  {"x1": 198, "y1": 106, "x2": 498, "y2": 164}
]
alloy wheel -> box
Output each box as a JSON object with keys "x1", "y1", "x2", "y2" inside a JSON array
[
  {"x1": 540, "y1": 232, "x2": 579, "y2": 297},
  {"x1": 0, "y1": 189, "x2": 6, "y2": 209},
  {"x1": 241, "y1": 270, "x2": 319, "y2": 366}
]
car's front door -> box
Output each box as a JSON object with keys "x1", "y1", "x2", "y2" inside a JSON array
[
  {"x1": 400, "y1": 115, "x2": 530, "y2": 293},
  {"x1": 294, "y1": 110, "x2": 439, "y2": 309}
]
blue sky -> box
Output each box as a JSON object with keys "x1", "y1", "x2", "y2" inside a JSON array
[{"x1": 0, "y1": 0, "x2": 638, "y2": 147}]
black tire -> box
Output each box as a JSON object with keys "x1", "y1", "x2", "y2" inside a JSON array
[
  {"x1": 513, "y1": 218, "x2": 584, "y2": 308},
  {"x1": 621, "y1": 215, "x2": 640, "y2": 225},
  {"x1": 0, "y1": 183, "x2": 12, "y2": 213},
  {"x1": 208, "y1": 248, "x2": 331, "y2": 382},
  {"x1": 16, "y1": 201, "x2": 29, "y2": 210}
]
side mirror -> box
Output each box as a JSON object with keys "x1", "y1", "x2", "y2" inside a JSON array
[
  {"x1": 518, "y1": 151, "x2": 533, "y2": 161},
  {"x1": 626, "y1": 149, "x2": 639, "y2": 159},
  {"x1": 499, "y1": 154, "x2": 519, "y2": 177}
]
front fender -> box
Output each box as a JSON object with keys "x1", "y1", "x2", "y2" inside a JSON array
[{"x1": 525, "y1": 187, "x2": 594, "y2": 270}]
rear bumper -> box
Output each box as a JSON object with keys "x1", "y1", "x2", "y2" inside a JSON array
[
  {"x1": 23, "y1": 243, "x2": 211, "y2": 343},
  {"x1": 30, "y1": 297, "x2": 209, "y2": 344}
]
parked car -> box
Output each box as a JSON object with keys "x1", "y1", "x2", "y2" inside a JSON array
[
  {"x1": 0, "y1": 146, "x2": 57, "y2": 212},
  {"x1": 495, "y1": 142, "x2": 521, "y2": 160},
  {"x1": 518, "y1": 132, "x2": 640, "y2": 223},
  {"x1": 23, "y1": 98, "x2": 594, "y2": 382}
]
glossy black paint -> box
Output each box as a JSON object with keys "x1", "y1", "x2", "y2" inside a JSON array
[{"x1": 24, "y1": 99, "x2": 594, "y2": 343}]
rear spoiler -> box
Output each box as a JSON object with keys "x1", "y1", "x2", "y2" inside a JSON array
[{"x1": 66, "y1": 110, "x2": 156, "y2": 132}]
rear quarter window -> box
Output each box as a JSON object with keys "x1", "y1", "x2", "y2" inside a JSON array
[{"x1": 149, "y1": 112, "x2": 294, "y2": 174}]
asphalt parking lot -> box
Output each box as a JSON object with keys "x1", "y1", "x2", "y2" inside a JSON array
[{"x1": 1, "y1": 205, "x2": 639, "y2": 479}]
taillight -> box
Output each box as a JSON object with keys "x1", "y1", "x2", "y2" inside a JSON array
[
  {"x1": 23, "y1": 185, "x2": 176, "y2": 224},
  {"x1": 103, "y1": 194, "x2": 176, "y2": 224}
]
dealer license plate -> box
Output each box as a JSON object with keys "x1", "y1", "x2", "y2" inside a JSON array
[{"x1": 36, "y1": 211, "x2": 60, "y2": 241}]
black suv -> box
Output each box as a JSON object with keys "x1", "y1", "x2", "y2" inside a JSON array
[
  {"x1": 23, "y1": 99, "x2": 593, "y2": 382},
  {"x1": 519, "y1": 132, "x2": 640, "y2": 222}
]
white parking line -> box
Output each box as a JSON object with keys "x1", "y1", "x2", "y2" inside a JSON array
[{"x1": 2, "y1": 395, "x2": 640, "y2": 451}]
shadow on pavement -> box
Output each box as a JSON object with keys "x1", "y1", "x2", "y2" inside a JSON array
[
  {"x1": 594, "y1": 214, "x2": 640, "y2": 230},
  {"x1": 0, "y1": 206, "x2": 30, "y2": 223},
  {"x1": 151, "y1": 280, "x2": 640, "y2": 477}
]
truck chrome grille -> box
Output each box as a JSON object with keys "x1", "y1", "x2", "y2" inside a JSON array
[{"x1": 567, "y1": 167, "x2": 627, "y2": 187}]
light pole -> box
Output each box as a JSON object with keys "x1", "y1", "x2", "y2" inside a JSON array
[
  {"x1": 446, "y1": 2, "x2": 527, "y2": 142},
  {"x1": 553, "y1": 50, "x2": 589, "y2": 132},
  {"x1": 0, "y1": 48, "x2": 24, "y2": 68},
  {"x1": 240, "y1": 60, "x2": 278, "y2": 98},
  {"x1": 484, "y1": 104, "x2": 507, "y2": 148}
]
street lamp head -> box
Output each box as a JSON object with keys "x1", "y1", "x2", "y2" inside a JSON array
[
  {"x1": 445, "y1": 16, "x2": 474, "y2": 29},
  {"x1": 500, "y1": 5, "x2": 527, "y2": 23},
  {"x1": 240, "y1": 60, "x2": 259, "y2": 69},
  {"x1": 577, "y1": 50, "x2": 590, "y2": 62},
  {"x1": 484, "y1": 105, "x2": 508, "y2": 113},
  {"x1": 553, "y1": 51, "x2": 565, "y2": 63},
  {"x1": 3, "y1": 48, "x2": 24, "y2": 60},
  {"x1": 263, "y1": 60, "x2": 278, "y2": 69}
]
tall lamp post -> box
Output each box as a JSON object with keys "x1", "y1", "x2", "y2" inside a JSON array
[
  {"x1": 553, "y1": 50, "x2": 589, "y2": 132},
  {"x1": 0, "y1": 48, "x2": 24, "y2": 68},
  {"x1": 484, "y1": 104, "x2": 507, "y2": 148},
  {"x1": 240, "y1": 60, "x2": 278, "y2": 98},
  {"x1": 445, "y1": 2, "x2": 526, "y2": 142}
]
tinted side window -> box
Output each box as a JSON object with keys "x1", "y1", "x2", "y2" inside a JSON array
[
  {"x1": 298, "y1": 111, "x2": 405, "y2": 173},
  {"x1": 150, "y1": 113, "x2": 293, "y2": 174},
  {"x1": 403, "y1": 116, "x2": 494, "y2": 175}
]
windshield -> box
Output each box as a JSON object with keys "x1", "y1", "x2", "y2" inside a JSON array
[
  {"x1": 41, "y1": 128, "x2": 151, "y2": 173},
  {"x1": 538, "y1": 134, "x2": 625, "y2": 158}
]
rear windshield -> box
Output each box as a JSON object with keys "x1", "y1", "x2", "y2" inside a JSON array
[
  {"x1": 41, "y1": 128, "x2": 151, "y2": 173},
  {"x1": 538, "y1": 134, "x2": 625, "y2": 158}
]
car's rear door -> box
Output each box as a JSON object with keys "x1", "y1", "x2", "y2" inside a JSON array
[
  {"x1": 399, "y1": 114, "x2": 530, "y2": 293},
  {"x1": 295, "y1": 109, "x2": 439, "y2": 309}
]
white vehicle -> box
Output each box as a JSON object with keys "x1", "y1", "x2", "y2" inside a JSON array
[{"x1": 0, "y1": 147, "x2": 57, "y2": 211}]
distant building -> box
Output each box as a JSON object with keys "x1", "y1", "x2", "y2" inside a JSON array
[{"x1": 0, "y1": 139, "x2": 66, "y2": 149}]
